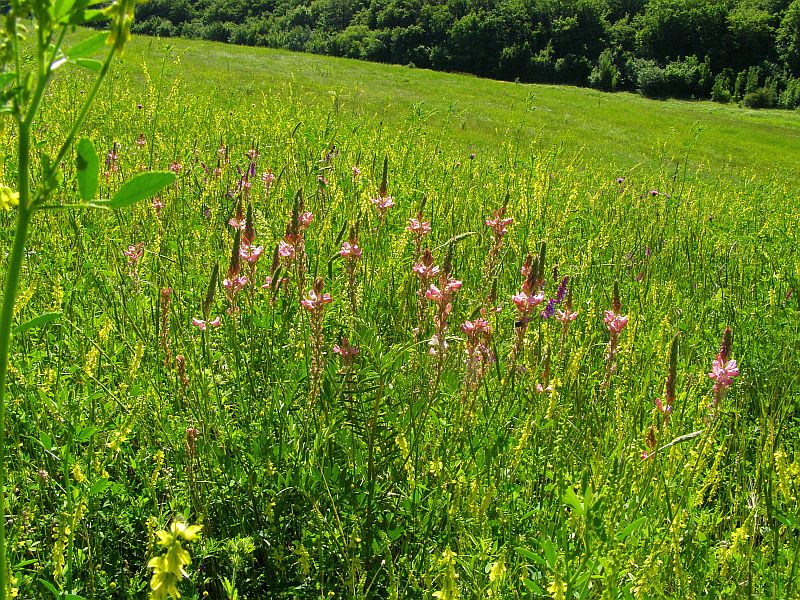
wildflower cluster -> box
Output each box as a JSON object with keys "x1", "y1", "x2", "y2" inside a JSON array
[{"x1": 147, "y1": 518, "x2": 202, "y2": 600}]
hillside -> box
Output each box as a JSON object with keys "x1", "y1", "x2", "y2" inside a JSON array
[
  {"x1": 132, "y1": 0, "x2": 800, "y2": 107},
  {"x1": 116, "y1": 34, "x2": 800, "y2": 186}
]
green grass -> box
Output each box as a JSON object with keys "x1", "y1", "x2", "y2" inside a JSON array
[
  {"x1": 1, "y1": 31, "x2": 799, "y2": 599},
  {"x1": 114, "y1": 35, "x2": 800, "y2": 187}
]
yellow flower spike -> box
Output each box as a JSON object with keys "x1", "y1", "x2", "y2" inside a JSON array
[
  {"x1": 147, "y1": 518, "x2": 201, "y2": 600},
  {"x1": 0, "y1": 186, "x2": 19, "y2": 211}
]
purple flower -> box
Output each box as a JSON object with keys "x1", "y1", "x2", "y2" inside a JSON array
[{"x1": 540, "y1": 297, "x2": 557, "y2": 319}]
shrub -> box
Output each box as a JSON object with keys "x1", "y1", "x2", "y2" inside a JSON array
[
  {"x1": 743, "y1": 86, "x2": 777, "y2": 107},
  {"x1": 711, "y1": 71, "x2": 733, "y2": 103},
  {"x1": 589, "y1": 48, "x2": 621, "y2": 90},
  {"x1": 632, "y1": 59, "x2": 667, "y2": 98},
  {"x1": 781, "y1": 78, "x2": 800, "y2": 108}
]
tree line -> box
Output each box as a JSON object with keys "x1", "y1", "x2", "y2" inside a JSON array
[{"x1": 133, "y1": 0, "x2": 800, "y2": 108}]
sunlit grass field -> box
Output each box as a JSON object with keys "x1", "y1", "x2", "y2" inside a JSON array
[{"x1": 1, "y1": 32, "x2": 799, "y2": 598}]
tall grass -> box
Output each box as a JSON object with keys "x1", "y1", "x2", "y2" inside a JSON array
[{"x1": 0, "y1": 42, "x2": 798, "y2": 599}]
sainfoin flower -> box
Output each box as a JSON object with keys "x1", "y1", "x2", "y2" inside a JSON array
[
  {"x1": 407, "y1": 215, "x2": 432, "y2": 237},
  {"x1": 556, "y1": 309, "x2": 578, "y2": 323},
  {"x1": 333, "y1": 338, "x2": 360, "y2": 368},
  {"x1": 370, "y1": 195, "x2": 395, "y2": 218},
  {"x1": 278, "y1": 240, "x2": 296, "y2": 261},
  {"x1": 709, "y1": 355, "x2": 739, "y2": 393},
  {"x1": 124, "y1": 242, "x2": 144, "y2": 265},
  {"x1": 513, "y1": 290, "x2": 545, "y2": 314},
  {"x1": 301, "y1": 284, "x2": 332, "y2": 312},
  {"x1": 299, "y1": 211, "x2": 314, "y2": 229},
  {"x1": 223, "y1": 275, "x2": 248, "y2": 295},
  {"x1": 191, "y1": 316, "x2": 222, "y2": 331},
  {"x1": 340, "y1": 241, "x2": 362, "y2": 259},
  {"x1": 239, "y1": 244, "x2": 264, "y2": 264},
  {"x1": 604, "y1": 310, "x2": 628, "y2": 335},
  {"x1": 485, "y1": 209, "x2": 513, "y2": 238}
]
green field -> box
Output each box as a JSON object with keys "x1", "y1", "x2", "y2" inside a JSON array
[
  {"x1": 1, "y1": 23, "x2": 799, "y2": 600},
  {"x1": 113, "y1": 35, "x2": 800, "y2": 187}
]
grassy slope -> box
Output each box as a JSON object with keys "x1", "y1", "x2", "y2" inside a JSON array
[{"x1": 117, "y1": 34, "x2": 800, "y2": 186}]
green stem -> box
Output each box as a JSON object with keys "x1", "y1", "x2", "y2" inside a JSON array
[
  {"x1": 35, "y1": 48, "x2": 117, "y2": 205},
  {"x1": 0, "y1": 120, "x2": 34, "y2": 600}
]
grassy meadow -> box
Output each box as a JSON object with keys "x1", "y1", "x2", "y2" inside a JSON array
[{"x1": 1, "y1": 30, "x2": 799, "y2": 599}]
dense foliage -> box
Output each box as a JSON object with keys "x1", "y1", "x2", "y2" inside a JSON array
[
  {"x1": 131, "y1": 0, "x2": 800, "y2": 107},
  {"x1": 1, "y1": 36, "x2": 799, "y2": 597}
]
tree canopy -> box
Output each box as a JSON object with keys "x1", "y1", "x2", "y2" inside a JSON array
[{"x1": 134, "y1": 0, "x2": 800, "y2": 107}]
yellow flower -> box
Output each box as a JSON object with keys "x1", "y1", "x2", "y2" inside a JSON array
[
  {"x1": 148, "y1": 518, "x2": 202, "y2": 600},
  {"x1": 0, "y1": 186, "x2": 19, "y2": 211}
]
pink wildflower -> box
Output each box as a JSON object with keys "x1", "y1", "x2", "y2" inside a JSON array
[
  {"x1": 370, "y1": 195, "x2": 395, "y2": 219},
  {"x1": 512, "y1": 290, "x2": 545, "y2": 314},
  {"x1": 407, "y1": 215, "x2": 432, "y2": 237},
  {"x1": 299, "y1": 211, "x2": 314, "y2": 230},
  {"x1": 278, "y1": 240, "x2": 296, "y2": 261},
  {"x1": 709, "y1": 355, "x2": 739, "y2": 393},
  {"x1": 223, "y1": 275, "x2": 248, "y2": 296},
  {"x1": 351, "y1": 165, "x2": 361, "y2": 180},
  {"x1": 485, "y1": 209, "x2": 513, "y2": 238},
  {"x1": 301, "y1": 287, "x2": 333, "y2": 312},
  {"x1": 124, "y1": 242, "x2": 144, "y2": 266},
  {"x1": 240, "y1": 244, "x2": 264, "y2": 264},
  {"x1": 604, "y1": 310, "x2": 628, "y2": 335},
  {"x1": 170, "y1": 162, "x2": 182, "y2": 174},
  {"x1": 556, "y1": 309, "x2": 578, "y2": 323},
  {"x1": 191, "y1": 316, "x2": 222, "y2": 331},
  {"x1": 340, "y1": 241, "x2": 363, "y2": 259}
]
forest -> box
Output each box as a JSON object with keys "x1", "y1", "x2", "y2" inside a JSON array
[{"x1": 131, "y1": 0, "x2": 800, "y2": 107}]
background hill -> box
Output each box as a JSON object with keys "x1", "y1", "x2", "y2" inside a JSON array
[
  {"x1": 118, "y1": 34, "x2": 800, "y2": 185},
  {"x1": 132, "y1": 0, "x2": 800, "y2": 107}
]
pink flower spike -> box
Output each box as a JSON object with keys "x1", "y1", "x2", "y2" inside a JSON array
[
  {"x1": 556, "y1": 309, "x2": 578, "y2": 323},
  {"x1": 229, "y1": 215, "x2": 246, "y2": 230},
  {"x1": 407, "y1": 217, "x2": 432, "y2": 237},
  {"x1": 340, "y1": 241, "x2": 363, "y2": 259},
  {"x1": 604, "y1": 310, "x2": 629, "y2": 335},
  {"x1": 425, "y1": 284, "x2": 443, "y2": 302},
  {"x1": 191, "y1": 318, "x2": 208, "y2": 331},
  {"x1": 370, "y1": 195, "x2": 395, "y2": 218},
  {"x1": 709, "y1": 355, "x2": 739, "y2": 390},
  {"x1": 208, "y1": 316, "x2": 222, "y2": 327},
  {"x1": 278, "y1": 240, "x2": 295, "y2": 260},
  {"x1": 485, "y1": 210, "x2": 514, "y2": 238},
  {"x1": 299, "y1": 211, "x2": 314, "y2": 229},
  {"x1": 240, "y1": 244, "x2": 264, "y2": 264},
  {"x1": 261, "y1": 276, "x2": 273, "y2": 289}
]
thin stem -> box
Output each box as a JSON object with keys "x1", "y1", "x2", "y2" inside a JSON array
[
  {"x1": 34, "y1": 48, "x2": 117, "y2": 205},
  {"x1": 0, "y1": 121, "x2": 34, "y2": 600}
]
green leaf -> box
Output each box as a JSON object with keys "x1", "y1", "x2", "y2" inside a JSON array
[
  {"x1": 52, "y1": 0, "x2": 78, "y2": 21},
  {"x1": 13, "y1": 311, "x2": 61, "y2": 334},
  {"x1": 563, "y1": 487, "x2": 584, "y2": 515},
  {"x1": 39, "y1": 580, "x2": 59, "y2": 598},
  {"x1": 75, "y1": 426, "x2": 98, "y2": 443},
  {"x1": 76, "y1": 138, "x2": 99, "y2": 201},
  {"x1": 522, "y1": 578, "x2": 543, "y2": 594},
  {"x1": 616, "y1": 516, "x2": 648, "y2": 541},
  {"x1": 75, "y1": 58, "x2": 103, "y2": 73},
  {"x1": 0, "y1": 72, "x2": 17, "y2": 88},
  {"x1": 89, "y1": 478, "x2": 110, "y2": 495},
  {"x1": 542, "y1": 540, "x2": 558, "y2": 569},
  {"x1": 110, "y1": 172, "x2": 175, "y2": 209},
  {"x1": 66, "y1": 33, "x2": 106, "y2": 59},
  {"x1": 516, "y1": 547, "x2": 547, "y2": 567}
]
